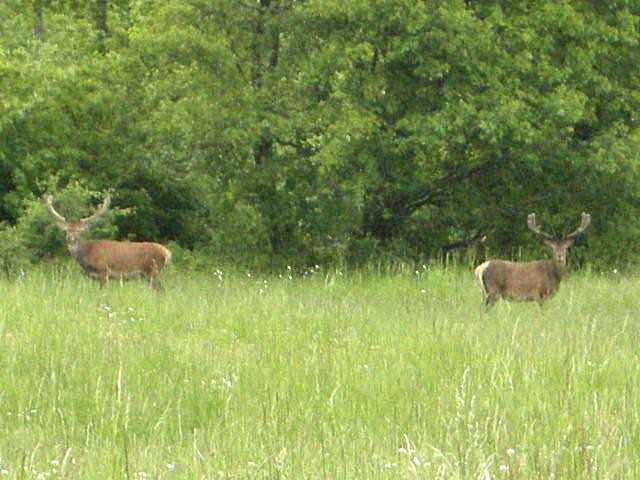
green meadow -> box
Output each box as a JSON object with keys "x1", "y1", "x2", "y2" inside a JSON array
[{"x1": 0, "y1": 265, "x2": 639, "y2": 479}]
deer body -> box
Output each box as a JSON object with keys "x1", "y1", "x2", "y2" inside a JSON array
[
  {"x1": 476, "y1": 212, "x2": 590, "y2": 307},
  {"x1": 71, "y1": 239, "x2": 171, "y2": 284},
  {"x1": 475, "y1": 259, "x2": 562, "y2": 305},
  {"x1": 47, "y1": 195, "x2": 171, "y2": 290}
]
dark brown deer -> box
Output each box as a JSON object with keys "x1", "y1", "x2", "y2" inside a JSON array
[
  {"x1": 46, "y1": 195, "x2": 172, "y2": 290},
  {"x1": 474, "y1": 212, "x2": 591, "y2": 307}
]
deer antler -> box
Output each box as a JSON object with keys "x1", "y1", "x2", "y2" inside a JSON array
[
  {"x1": 80, "y1": 195, "x2": 111, "y2": 226},
  {"x1": 565, "y1": 212, "x2": 591, "y2": 239},
  {"x1": 45, "y1": 195, "x2": 67, "y2": 223},
  {"x1": 527, "y1": 213, "x2": 555, "y2": 240},
  {"x1": 528, "y1": 212, "x2": 592, "y2": 240}
]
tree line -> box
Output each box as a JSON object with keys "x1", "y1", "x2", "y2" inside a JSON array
[{"x1": 1, "y1": 0, "x2": 639, "y2": 272}]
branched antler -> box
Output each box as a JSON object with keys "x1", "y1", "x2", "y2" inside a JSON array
[
  {"x1": 45, "y1": 195, "x2": 67, "y2": 223},
  {"x1": 79, "y1": 195, "x2": 111, "y2": 226},
  {"x1": 565, "y1": 212, "x2": 591, "y2": 240},
  {"x1": 528, "y1": 212, "x2": 591, "y2": 240},
  {"x1": 527, "y1": 213, "x2": 555, "y2": 240}
]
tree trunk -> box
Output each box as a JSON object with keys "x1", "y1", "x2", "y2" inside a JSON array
[
  {"x1": 33, "y1": 0, "x2": 44, "y2": 40},
  {"x1": 95, "y1": 0, "x2": 109, "y2": 51}
]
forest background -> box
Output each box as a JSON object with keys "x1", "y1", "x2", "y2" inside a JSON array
[{"x1": 1, "y1": 0, "x2": 639, "y2": 273}]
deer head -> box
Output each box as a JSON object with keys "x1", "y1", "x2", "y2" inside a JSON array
[
  {"x1": 46, "y1": 194, "x2": 111, "y2": 253},
  {"x1": 527, "y1": 212, "x2": 591, "y2": 266}
]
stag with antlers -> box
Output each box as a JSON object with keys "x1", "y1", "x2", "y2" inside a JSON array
[
  {"x1": 46, "y1": 194, "x2": 172, "y2": 290},
  {"x1": 474, "y1": 212, "x2": 591, "y2": 307}
]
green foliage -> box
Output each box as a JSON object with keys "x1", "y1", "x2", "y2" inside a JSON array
[
  {"x1": 0, "y1": 0, "x2": 638, "y2": 269},
  {"x1": 0, "y1": 224, "x2": 31, "y2": 276}
]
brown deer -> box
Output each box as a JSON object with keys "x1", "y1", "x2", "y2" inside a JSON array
[
  {"x1": 46, "y1": 194, "x2": 172, "y2": 290},
  {"x1": 474, "y1": 212, "x2": 591, "y2": 307}
]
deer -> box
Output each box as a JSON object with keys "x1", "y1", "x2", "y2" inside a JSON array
[
  {"x1": 474, "y1": 212, "x2": 591, "y2": 307},
  {"x1": 46, "y1": 194, "x2": 172, "y2": 290}
]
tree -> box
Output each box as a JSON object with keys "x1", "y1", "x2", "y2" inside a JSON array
[{"x1": 0, "y1": 0, "x2": 638, "y2": 270}]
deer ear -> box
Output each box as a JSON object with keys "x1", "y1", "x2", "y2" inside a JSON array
[{"x1": 542, "y1": 239, "x2": 556, "y2": 249}]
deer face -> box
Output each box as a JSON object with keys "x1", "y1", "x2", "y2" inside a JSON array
[
  {"x1": 543, "y1": 238, "x2": 576, "y2": 266},
  {"x1": 56, "y1": 221, "x2": 90, "y2": 253}
]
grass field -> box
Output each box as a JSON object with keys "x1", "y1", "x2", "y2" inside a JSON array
[{"x1": 0, "y1": 264, "x2": 639, "y2": 479}]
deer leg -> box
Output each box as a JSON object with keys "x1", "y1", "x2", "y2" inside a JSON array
[
  {"x1": 151, "y1": 278, "x2": 165, "y2": 292},
  {"x1": 484, "y1": 291, "x2": 499, "y2": 308},
  {"x1": 145, "y1": 260, "x2": 165, "y2": 292},
  {"x1": 537, "y1": 293, "x2": 549, "y2": 308},
  {"x1": 95, "y1": 270, "x2": 108, "y2": 288}
]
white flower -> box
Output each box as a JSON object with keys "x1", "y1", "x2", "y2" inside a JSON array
[
  {"x1": 506, "y1": 448, "x2": 515, "y2": 456},
  {"x1": 499, "y1": 464, "x2": 509, "y2": 472},
  {"x1": 166, "y1": 463, "x2": 176, "y2": 470}
]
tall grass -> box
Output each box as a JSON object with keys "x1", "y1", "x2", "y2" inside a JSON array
[{"x1": 0, "y1": 264, "x2": 638, "y2": 479}]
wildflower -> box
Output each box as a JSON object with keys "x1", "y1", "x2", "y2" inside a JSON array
[
  {"x1": 506, "y1": 448, "x2": 515, "y2": 457},
  {"x1": 499, "y1": 464, "x2": 509, "y2": 472},
  {"x1": 1, "y1": 469, "x2": 9, "y2": 476},
  {"x1": 166, "y1": 463, "x2": 176, "y2": 470}
]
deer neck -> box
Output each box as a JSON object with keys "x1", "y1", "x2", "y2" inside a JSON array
[
  {"x1": 66, "y1": 238, "x2": 85, "y2": 259},
  {"x1": 549, "y1": 259, "x2": 566, "y2": 277}
]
